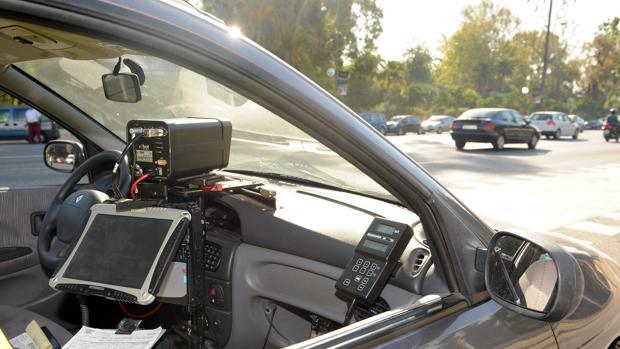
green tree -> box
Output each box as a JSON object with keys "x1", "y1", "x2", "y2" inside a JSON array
[
  {"x1": 582, "y1": 17, "x2": 620, "y2": 114},
  {"x1": 436, "y1": 0, "x2": 519, "y2": 97},
  {"x1": 203, "y1": 0, "x2": 382, "y2": 90}
]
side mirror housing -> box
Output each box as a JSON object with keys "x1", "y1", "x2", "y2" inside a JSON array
[
  {"x1": 102, "y1": 73, "x2": 142, "y2": 103},
  {"x1": 485, "y1": 231, "x2": 583, "y2": 322},
  {"x1": 44, "y1": 140, "x2": 85, "y2": 173}
]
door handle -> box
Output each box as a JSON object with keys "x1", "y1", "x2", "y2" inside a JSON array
[
  {"x1": 0, "y1": 247, "x2": 32, "y2": 262},
  {"x1": 31, "y1": 211, "x2": 46, "y2": 236}
]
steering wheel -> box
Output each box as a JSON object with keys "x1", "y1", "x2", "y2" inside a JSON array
[{"x1": 38, "y1": 150, "x2": 131, "y2": 271}]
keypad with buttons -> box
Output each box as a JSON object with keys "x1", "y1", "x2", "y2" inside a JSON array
[
  {"x1": 337, "y1": 256, "x2": 385, "y2": 299},
  {"x1": 336, "y1": 218, "x2": 413, "y2": 303}
]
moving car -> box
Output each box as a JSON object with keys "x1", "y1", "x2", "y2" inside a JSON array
[
  {"x1": 450, "y1": 108, "x2": 540, "y2": 150},
  {"x1": 529, "y1": 111, "x2": 580, "y2": 140},
  {"x1": 0, "y1": 106, "x2": 59, "y2": 142},
  {"x1": 0, "y1": 2, "x2": 619, "y2": 349},
  {"x1": 585, "y1": 117, "x2": 605, "y2": 130},
  {"x1": 359, "y1": 111, "x2": 388, "y2": 134},
  {"x1": 421, "y1": 115, "x2": 455, "y2": 134},
  {"x1": 568, "y1": 114, "x2": 586, "y2": 133},
  {"x1": 386, "y1": 115, "x2": 423, "y2": 135}
]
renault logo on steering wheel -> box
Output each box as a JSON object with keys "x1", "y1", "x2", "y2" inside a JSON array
[{"x1": 75, "y1": 194, "x2": 84, "y2": 204}]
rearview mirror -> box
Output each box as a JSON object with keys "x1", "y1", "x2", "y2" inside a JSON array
[
  {"x1": 44, "y1": 140, "x2": 84, "y2": 173},
  {"x1": 485, "y1": 231, "x2": 583, "y2": 322},
  {"x1": 102, "y1": 73, "x2": 141, "y2": 103}
]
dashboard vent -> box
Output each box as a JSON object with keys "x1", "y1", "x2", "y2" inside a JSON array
[
  {"x1": 412, "y1": 252, "x2": 429, "y2": 275},
  {"x1": 354, "y1": 297, "x2": 390, "y2": 321},
  {"x1": 204, "y1": 241, "x2": 222, "y2": 272}
]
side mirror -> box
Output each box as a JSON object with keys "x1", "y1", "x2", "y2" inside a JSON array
[
  {"x1": 102, "y1": 73, "x2": 142, "y2": 103},
  {"x1": 485, "y1": 231, "x2": 583, "y2": 322},
  {"x1": 44, "y1": 140, "x2": 85, "y2": 173}
]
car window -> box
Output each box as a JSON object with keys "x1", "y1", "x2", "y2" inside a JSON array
[
  {"x1": 496, "y1": 111, "x2": 512, "y2": 122},
  {"x1": 459, "y1": 109, "x2": 496, "y2": 119},
  {"x1": 511, "y1": 111, "x2": 526, "y2": 125},
  {"x1": 13, "y1": 108, "x2": 26, "y2": 126},
  {"x1": 0, "y1": 104, "x2": 81, "y2": 189},
  {"x1": 0, "y1": 110, "x2": 8, "y2": 124},
  {"x1": 531, "y1": 113, "x2": 552, "y2": 121}
]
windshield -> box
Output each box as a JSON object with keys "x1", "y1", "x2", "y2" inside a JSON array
[
  {"x1": 531, "y1": 113, "x2": 553, "y2": 121},
  {"x1": 459, "y1": 109, "x2": 497, "y2": 120},
  {"x1": 17, "y1": 56, "x2": 394, "y2": 202},
  {"x1": 428, "y1": 115, "x2": 446, "y2": 121}
]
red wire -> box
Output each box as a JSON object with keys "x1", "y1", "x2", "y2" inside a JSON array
[
  {"x1": 130, "y1": 174, "x2": 150, "y2": 200},
  {"x1": 117, "y1": 300, "x2": 162, "y2": 319}
]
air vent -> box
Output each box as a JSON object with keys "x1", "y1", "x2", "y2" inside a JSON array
[
  {"x1": 204, "y1": 241, "x2": 222, "y2": 272},
  {"x1": 412, "y1": 252, "x2": 429, "y2": 275},
  {"x1": 354, "y1": 297, "x2": 390, "y2": 321}
]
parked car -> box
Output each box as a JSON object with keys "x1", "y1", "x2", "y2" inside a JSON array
[
  {"x1": 529, "y1": 111, "x2": 580, "y2": 140},
  {"x1": 0, "y1": 2, "x2": 619, "y2": 349},
  {"x1": 450, "y1": 108, "x2": 540, "y2": 150},
  {"x1": 421, "y1": 115, "x2": 455, "y2": 134},
  {"x1": 359, "y1": 111, "x2": 388, "y2": 134},
  {"x1": 585, "y1": 117, "x2": 605, "y2": 130},
  {"x1": 568, "y1": 114, "x2": 586, "y2": 133},
  {"x1": 386, "y1": 115, "x2": 423, "y2": 135},
  {"x1": 0, "y1": 106, "x2": 59, "y2": 142}
]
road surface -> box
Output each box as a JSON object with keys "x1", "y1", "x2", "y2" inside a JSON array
[{"x1": 1, "y1": 130, "x2": 619, "y2": 260}]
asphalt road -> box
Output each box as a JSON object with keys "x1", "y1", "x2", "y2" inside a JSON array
[
  {"x1": 1, "y1": 129, "x2": 619, "y2": 260},
  {"x1": 388, "y1": 129, "x2": 620, "y2": 260}
]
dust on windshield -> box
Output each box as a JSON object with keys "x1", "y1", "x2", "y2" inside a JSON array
[{"x1": 16, "y1": 56, "x2": 394, "y2": 202}]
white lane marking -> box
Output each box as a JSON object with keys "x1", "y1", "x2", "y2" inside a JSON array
[
  {"x1": 564, "y1": 221, "x2": 620, "y2": 236},
  {"x1": 0, "y1": 155, "x2": 40, "y2": 159}
]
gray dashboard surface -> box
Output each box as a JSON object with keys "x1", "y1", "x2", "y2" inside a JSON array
[{"x1": 217, "y1": 184, "x2": 420, "y2": 270}]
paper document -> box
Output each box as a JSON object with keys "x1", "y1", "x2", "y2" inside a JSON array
[
  {"x1": 62, "y1": 326, "x2": 165, "y2": 349},
  {"x1": 9, "y1": 333, "x2": 36, "y2": 349}
]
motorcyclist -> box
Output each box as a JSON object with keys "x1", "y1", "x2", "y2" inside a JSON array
[
  {"x1": 606, "y1": 108, "x2": 619, "y2": 135},
  {"x1": 607, "y1": 108, "x2": 618, "y2": 128}
]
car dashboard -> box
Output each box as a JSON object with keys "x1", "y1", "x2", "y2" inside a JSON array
[{"x1": 195, "y1": 175, "x2": 446, "y2": 348}]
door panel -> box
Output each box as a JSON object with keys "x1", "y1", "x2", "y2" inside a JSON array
[
  {"x1": 0, "y1": 188, "x2": 58, "y2": 306},
  {"x1": 229, "y1": 243, "x2": 422, "y2": 349}
]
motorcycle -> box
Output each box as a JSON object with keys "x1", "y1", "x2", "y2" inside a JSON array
[{"x1": 603, "y1": 121, "x2": 619, "y2": 142}]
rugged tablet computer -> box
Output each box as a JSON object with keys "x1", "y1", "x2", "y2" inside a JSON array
[{"x1": 50, "y1": 204, "x2": 190, "y2": 305}]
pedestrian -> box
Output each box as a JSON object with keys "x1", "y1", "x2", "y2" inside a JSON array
[{"x1": 25, "y1": 107, "x2": 42, "y2": 144}]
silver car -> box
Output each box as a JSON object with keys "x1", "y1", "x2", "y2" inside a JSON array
[{"x1": 421, "y1": 115, "x2": 455, "y2": 134}]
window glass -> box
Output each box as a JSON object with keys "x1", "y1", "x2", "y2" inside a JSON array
[
  {"x1": 0, "y1": 110, "x2": 8, "y2": 124},
  {"x1": 17, "y1": 56, "x2": 395, "y2": 202},
  {"x1": 0, "y1": 104, "x2": 80, "y2": 188}
]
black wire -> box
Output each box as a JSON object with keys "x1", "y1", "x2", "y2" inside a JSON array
[
  {"x1": 261, "y1": 305, "x2": 277, "y2": 349},
  {"x1": 112, "y1": 133, "x2": 142, "y2": 199},
  {"x1": 343, "y1": 298, "x2": 358, "y2": 326}
]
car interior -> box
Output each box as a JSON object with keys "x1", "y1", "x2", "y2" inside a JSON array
[{"x1": 0, "y1": 18, "x2": 452, "y2": 348}]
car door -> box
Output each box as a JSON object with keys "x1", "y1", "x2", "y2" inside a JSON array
[
  {"x1": 511, "y1": 111, "x2": 532, "y2": 142},
  {"x1": 0, "y1": 108, "x2": 10, "y2": 138},
  {"x1": 558, "y1": 114, "x2": 572, "y2": 136},
  {"x1": 497, "y1": 111, "x2": 518, "y2": 142},
  {"x1": 0, "y1": 103, "x2": 76, "y2": 311},
  {"x1": 11, "y1": 107, "x2": 29, "y2": 139}
]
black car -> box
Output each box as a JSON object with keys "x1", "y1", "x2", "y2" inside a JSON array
[
  {"x1": 450, "y1": 108, "x2": 540, "y2": 150},
  {"x1": 386, "y1": 115, "x2": 423, "y2": 135}
]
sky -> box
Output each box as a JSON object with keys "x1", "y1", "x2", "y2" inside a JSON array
[{"x1": 376, "y1": 0, "x2": 620, "y2": 61}]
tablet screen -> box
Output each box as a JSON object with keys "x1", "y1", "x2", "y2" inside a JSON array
[{"x1": 63, "y1": 214, "x2": 173, "y2": 289}]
